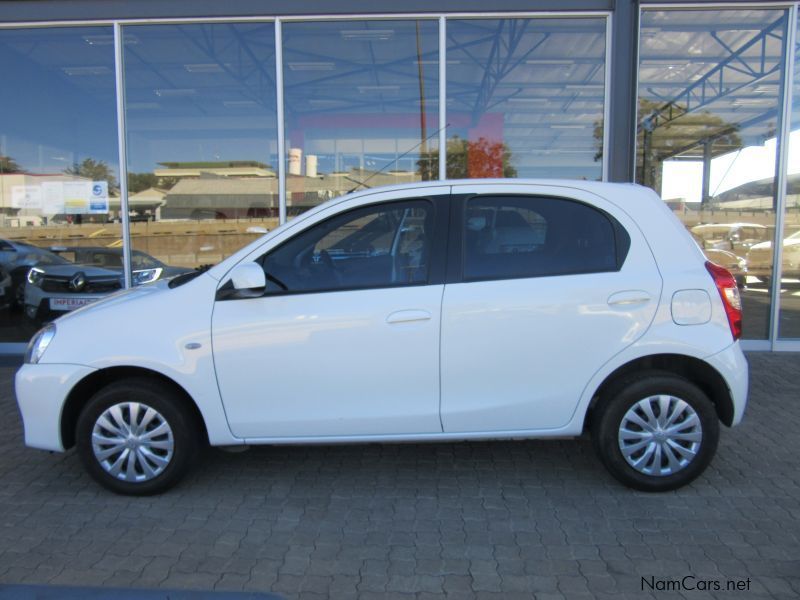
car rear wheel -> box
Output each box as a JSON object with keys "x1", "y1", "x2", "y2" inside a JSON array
[
  {"x1": 76, "y1": 378, "x2": 199, "y2": 495},
  {"x1": 592, "y1": 372, "x2": 719, "y2": 492}
]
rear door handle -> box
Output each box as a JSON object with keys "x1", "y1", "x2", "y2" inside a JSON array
[
  {"x1": 607, "y1": 290, "x2": 652, "y2": 307},
  {"x1": 386, "y1": 309, "x2": 432, "y2": 324}
]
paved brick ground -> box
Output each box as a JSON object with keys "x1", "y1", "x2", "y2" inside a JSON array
[{"x1": 0, "y1": 353, "x2": 798, "y2": 599}]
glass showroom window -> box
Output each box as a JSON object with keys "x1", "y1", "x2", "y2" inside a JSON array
[
  {"x1": 282, "y1": 19, "x2": 440, "y2": 215},
  {"x1": 0, "y1": 26, "x2": 121, "y2": 342},
  {"x1": 637, "y1": 8, "x2": 789, "y2": 340},
  {"x1": 122, "y1": 23, "x2": 278, "y2": 274},
  {"x1": 446, "y1": 17, "x2": 607, "y2": 181},
  {"x1": 780, "y1": 12, "x2": 800, "y2": 340}
]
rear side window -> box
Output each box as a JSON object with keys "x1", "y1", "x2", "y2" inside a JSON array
[{"x1": 463, "y1": 195, "x2": 626, "y2": 281}]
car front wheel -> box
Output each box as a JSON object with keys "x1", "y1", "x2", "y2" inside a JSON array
[
  {"x1": 76, "y1": 378, "x2": 199, "y2": 495},
  {"x1": 592, "y1": 372, "x2": 719, "y2": 492}
]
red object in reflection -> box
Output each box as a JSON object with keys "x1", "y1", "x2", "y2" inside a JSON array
[{"x1": 467, "y1": 137, "x2": 507, "y2": 178}]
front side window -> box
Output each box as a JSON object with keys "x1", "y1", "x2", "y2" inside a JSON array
[
  {"x1": 132, "y1": 252, "x2": 160, "y2": 269},
  {"x1": 463, "y1": 195, "x2": 620, "y2": 281},
  {"x1": 261, "y1": 200, "x2": 434, "y2": 293}
]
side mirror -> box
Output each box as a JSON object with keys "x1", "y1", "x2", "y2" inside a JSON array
[{"x1": 229, "y1": 262, "x2": 266, "y2": 290}]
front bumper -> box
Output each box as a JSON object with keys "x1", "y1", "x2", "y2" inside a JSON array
[{"x1": 15, "y1": 363, "x2": 96, "y2": 451}]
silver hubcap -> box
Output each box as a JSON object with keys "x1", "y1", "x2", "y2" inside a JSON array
[
  {"x1": 92, "y1": 402, "x2": 174, "y2": 483},
  {"x1": 618, "y1": 395, "x2": 703, "y2": 477}
]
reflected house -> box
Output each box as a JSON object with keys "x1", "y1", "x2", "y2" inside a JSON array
[
  {"x1": 285, "y1": 169, "x2": 420, "y2": 214},
  {"x1": 161, "y1": 177, "x2": 280, "y2": 220},
  {"x1": 153, "y1": 160, "x2": 277, "y2": 220},
  {"x1": 154, "y1": 161, "x2": 276, "y2": 180},
  {"x1": 127, "y1": 187, "x2": 167, "y2": 220},
  {"x1": 160, "y1": 168, "x2": 421, "y2": 219}
]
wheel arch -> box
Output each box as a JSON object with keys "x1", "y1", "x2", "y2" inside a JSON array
[
  {"x1": 585, "y1": 353, "x2": 735, "y2": 430},
  {"x1": 60, "y1": 366, "x2": 209, "y2": 449}
]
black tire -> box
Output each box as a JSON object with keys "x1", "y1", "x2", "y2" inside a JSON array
[
  {"x1": 591, "y1": 371, "x2": 719, "y2": 492},
  {"x1": 24, "y1": 304, "x2": 41, "y2": 323},
  {"x1": 76, "y1": 377, "x2": 199, "y2": 495},
  {"x1": 11, "y1": 269, "x2": 27, "y2": 310}
]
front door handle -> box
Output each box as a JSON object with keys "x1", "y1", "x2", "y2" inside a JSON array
[{"x1": 386, "y1": 309, "x2": 432, "y2": 324}]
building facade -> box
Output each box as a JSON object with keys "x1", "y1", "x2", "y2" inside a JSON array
[{"x1": 0, "y1": 0, "x2": 798, "y2": 350}]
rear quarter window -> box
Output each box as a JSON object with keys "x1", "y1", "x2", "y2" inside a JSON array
[{"x1": 463, "y1": 195, "x2": 629, "y2": 281}]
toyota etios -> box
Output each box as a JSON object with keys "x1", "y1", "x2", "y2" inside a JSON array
[{"x1": 16, "y1": 180, "x2": 748, "y2": 495}]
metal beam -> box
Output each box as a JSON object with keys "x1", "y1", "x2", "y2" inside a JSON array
[
  {"x1": 0, "y1": 1, "x2": 615, "y2": 22},
  {"x1": 638, "y1": 15, "x2": 785, "y2": 134},
  {"x1": 607, "y1": 0, "x2": 637, "y2": 182},
  {"x1": 650, "y1": 108, "x2": 778, "y2": 162},
  {"x1": 770, "y1": 3, "x2": 795, "y2": 346}
]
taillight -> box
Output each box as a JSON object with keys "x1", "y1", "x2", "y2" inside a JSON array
[{"x1": 705, "y1": 261, "x2": 742, "y2": 340}]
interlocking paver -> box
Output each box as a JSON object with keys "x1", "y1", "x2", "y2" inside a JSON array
[{"x1": 0, "y1": 353, "x2": 799, "y2": 597}]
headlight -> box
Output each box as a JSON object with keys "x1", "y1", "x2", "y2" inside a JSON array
[
  {"x1": 25, "y1": 324, "x2": 56, "y2": 364},
  {"x1": 132, "y1": 267, "x2": 163, "y2": 286},
  {"x1": 27, "y1": 267, "x2": 45, "y2": 288}
]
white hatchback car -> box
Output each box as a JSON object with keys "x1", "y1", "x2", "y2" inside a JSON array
[{"x1": 16, "y1": 180, "x2": 748, "y2": 495}]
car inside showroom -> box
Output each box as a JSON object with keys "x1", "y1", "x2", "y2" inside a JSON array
[{"x1": 1, "y1": 0, "x2": 799, "y2": 350}]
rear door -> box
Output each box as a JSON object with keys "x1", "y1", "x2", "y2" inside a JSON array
[{"x1": 440, "y1": 183, "x2": 662, "y2": 433}]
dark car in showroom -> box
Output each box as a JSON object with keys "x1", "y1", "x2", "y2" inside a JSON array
[
  {"x1": 24, "y1": 246, "x2": 191, "y2": 321},
  {"x1": 0, "y1": 238, "x2": 72, "y2": 309}
]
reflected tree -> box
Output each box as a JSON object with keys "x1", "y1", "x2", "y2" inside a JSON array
[
  {"x1": 128, "y1": 172, "x2": 178, "y2": 194},
  {"x1": 65, "y1": 158, "x2": 118, "y2": 191},
  {"x1": 0, "y1": 155, "x2": 23, "y2": 173},
  {"x1": 636, "y1": 99, "x2": 742, "y2": 196},
  {"x1": 417, "y1": 135, "x2": 517, "y2": 180},
  {"x1": 593, "y1": 99, "x2": 742, "y2": 199}
]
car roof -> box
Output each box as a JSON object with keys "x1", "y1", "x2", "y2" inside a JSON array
[
  {"x1": 691, "y1": 222, "x2": 766, "y2": 229},
  {"x1": 61, "y1": 246, "x2": 121, "y2": 253},
  {"x1": 339, "y1": 178, "x2": 641, "y2": 196}
]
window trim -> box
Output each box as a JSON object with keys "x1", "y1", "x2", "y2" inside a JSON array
[
  {"x1": 217, "y1": 195, "x2": 449, "y2": 300},
  {"x1": 450, "y1": 193, "x2": 629, "y2": 284}
]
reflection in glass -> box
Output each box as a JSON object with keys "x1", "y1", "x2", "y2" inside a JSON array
[
  {"x1": 122, "y1": 23, "x2": 278, "y2": 270},
  {"x1": 637, "y1": 9, "x2": 788, "y2": 340},
  {"x1": 262, "y1": 201, "x2": 433, "y2": 292},
  {"x1": 779, "y1": 14, "x2": 800, "y2": 339},
  {"x1": 446, "y1": 18, "x2": 607, "y2": 180},
  {"x1": 0, "y1": 26, "x2": 121, "y2": 342},
  {"x1": 282, "y1": 20, "x2": 439, "y2": 214}
]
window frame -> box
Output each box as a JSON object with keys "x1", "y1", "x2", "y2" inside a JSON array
[
  {"x1": 447, "y1": 193, "x2": 629, "y2": 285},
  {"x1": 219, "y1": 195, "x2": 450, "y2": 299}
]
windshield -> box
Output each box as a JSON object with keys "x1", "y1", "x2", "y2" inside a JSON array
[{"x1": 692, "y1": 226, "x2": 733, "y2": 241}]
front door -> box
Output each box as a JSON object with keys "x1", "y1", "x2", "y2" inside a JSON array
[{"x1": 212, "y1": 196, "x2": 447, "y2": 439}]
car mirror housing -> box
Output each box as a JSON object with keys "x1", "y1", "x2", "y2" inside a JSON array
[{"x1": 229, "y1": 262, "x2": 266, "y2": 291}]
